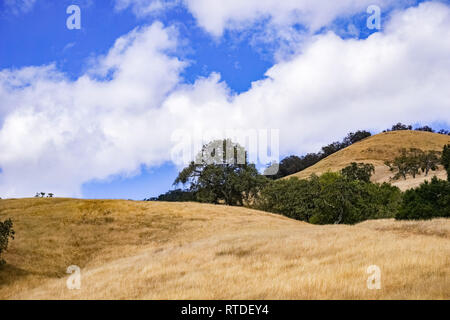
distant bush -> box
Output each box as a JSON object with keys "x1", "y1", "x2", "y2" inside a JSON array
[
  {"x1": 35, "y1": 192, "x2": 53, "y2": 198},
  {"x1": 397, "y1": 177, "x2": 450, "y2": 220},
  {"x1": 415, "y1": 125, "x2": 434, "y2": 132},
  {"x1": 342, "y1": 130, "x2": 372, "y2": 145},
  {"x1": 389, "y1": 123, "x2": 413, "y2": 131},
  {"x1": 264, "y1": 153, "x2": 322, "y2": 179},
  {"x1": 265, "y1": 130, "x2": 372, "y2": 179},
  {"x1": 256, "y1": 171, "x2": 402, "y2": 225},
  {"x1": 420, "y1": 151, "x2": 441, "y2": 176},
  {"x1": 341, "y1": 162, "x2": 375, "y2": 183},
  {"x1": 0, "y1": 218, "x2": 15, "y2": 265},
  {"x1": 442, "y1": 144, "x2": 450, "y2": 181},
  {"x1": 414, "y1": 125, "x2": 450, "y2": 135},
  {"x1": 148, "y1": 189, "x2": 196, "y2": 202},
  {"x1": 267, "y1": 125, "x2": 450, "y2": 180},
  {"x1": 385, "y1": 148, "x2": 440, "y2": 180},
  {"x1": 383, "y1": 123, "x2": 450, "y2": 135}
]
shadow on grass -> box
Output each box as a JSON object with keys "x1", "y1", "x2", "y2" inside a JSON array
[{"x1": 0, "y1": 264, "x2": 32, "y2": 286}]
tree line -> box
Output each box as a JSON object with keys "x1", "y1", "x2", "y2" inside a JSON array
[
  {"x1": 264, "y1": 130, "x2": 372, "y2": 179},
  {"x1": 2, "y1": 140, "x2": 449, "y2": 267},
  {"x1": 149, "y1": 140, "x2": 450, "y2": 224},
  {"x1": 384, "y1": 122, "x2": 450, "y2": 135},
  {"x1": 268, "y1": 123, "x2": 450, "y2": 180},
  {"x1": 34, "y1": 192, "x2": 54, "y2": 198},
  {"x1": 257, "y1": 164, "x2": 402, "y2": 224},
  {"x1": 385, "y1": 148, "x2": 441, "y2": 180},
  {"x1": 397, "y1": 144, "x2": 450, "y2": 220}
]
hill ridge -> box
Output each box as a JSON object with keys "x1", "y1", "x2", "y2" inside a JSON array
[{"x1": 285, "y1": 130, "x2": 450, "y2": 190}]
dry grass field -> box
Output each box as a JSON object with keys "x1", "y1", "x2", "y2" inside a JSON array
[
  {"x1": 286, "y1": 131, "x2": 450, "y2": 190},
  {"x1": 0, "y1": 198, "x2": 448, "y2": 300}
]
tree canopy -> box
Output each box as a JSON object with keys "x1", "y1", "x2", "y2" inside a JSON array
[
  {"x1": 341, "y1": 162, "x2": 375, "y2": 183},
  {"x1": 174, "y1": 139, "x2": 268, "y2": 206},
  {"x1": 385, "y1": 148, "x2": 440, "y2": 180},
  {"x1": 0, "y1": 219, "x2": 15, "y2": 265},
  {"x1": 257, "y1": 166, "x2": 401, "y2": 225},
  {"x1": 265, "y1": 130, "x2": 372, "y2": 179},
  {"x1": 442, "y1": 144, "x2": 450, "y2": 181},
  {"x1": 397, "y1": 177, "x2": 450, "y2": 220}
]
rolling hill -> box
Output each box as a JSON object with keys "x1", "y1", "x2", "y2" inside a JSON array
[
  {"x1": 286, "y1": 130, "x2": 450, "y2": 190},
  {"x1": 0, "y1": 198, "x2": 448, "y2": 299}
]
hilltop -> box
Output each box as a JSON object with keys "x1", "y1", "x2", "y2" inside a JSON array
[
  {"x1": 0, "y1": 198, "x2": 448, "y2": 299},
  {"x1": 286, "y1": 130, "x2": 450, "y2": 190}
]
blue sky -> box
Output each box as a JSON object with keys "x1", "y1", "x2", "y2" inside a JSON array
[
  {"x1": 0, "y1": 0, "x2": 274, "y2": 199},
  {"x1": 1, "y1": 1, "x2": 275, "y2": 199},
  {"x1": 0, "y1": 1, "x2": 274, "y2": 91},
  {"x1": 0, "y1": 0, "x2": 449, "y2": 199}
]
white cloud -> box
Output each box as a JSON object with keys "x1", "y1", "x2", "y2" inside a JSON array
[
  {"x1": 164, "y1": 1, "x2": 450, "y2": 151},
  {"x1": 0, "y1": 2, "x2": 449, "y2": 197},
  {"x1": 4, "y1": 0, "x2": 36, "y2": 14},
  {"x1": 116, "y1": 0, "x2": 411, "y2": 36},
  {"x1": 115, "y1": 0, "x2": 179, "y2": 17},
  {"x1": 0, "y1": 22, "x2": 184, "y2": 197},
  {"x1": 115, "y1": 0, "x2": 415, "y2": 60}
]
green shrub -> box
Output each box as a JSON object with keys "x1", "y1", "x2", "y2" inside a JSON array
[
  {"x1": 256, "y1": 177, "x2": 320, "y2": 221},
  {"x1": 419, "y1": 151, "x2": 440, "y2": 176},
  {"x1": 0, "y1": 218, "x2": 15, "y2": 265},
  {"x1": 309, "y1": 175, "x2": 368, "y2": 224},
  {"x1": 368, "y1": 182, "x2": 403, "y2": 218},
  {"x1": 256, "y1": 172, "x2": 401, "y2": 225},
  {"x1": 442, "y1": 144, "x2": 450, "y2": 181},
  {"x1": 148, "y1": 189, "x2": 196, "y2": 202},
  {"x1": 341, "y1": 162, "x2": 375, "y2": 183},
  {"x1": 397, "y1": 177, "x2": 450, "y2": 220},
  {"x1": 309, "y1": 173, "x2": 401, "y2": 224},
  {"x1": 386, "y1": 148, "x2": 440, "y2": 180}
]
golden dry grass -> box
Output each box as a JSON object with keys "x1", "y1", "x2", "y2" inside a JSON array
[
  {"x1": 0, "y1": 198, "x2": 448, "y2": 300},
  {"x1": 286, "y1": 131, "x2": 450, "y2": 191}
]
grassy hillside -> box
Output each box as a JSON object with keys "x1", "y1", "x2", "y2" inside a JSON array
[
  {"x1": 0, "y1": 198, "x2": 448, "y2": 299},
  {"x1": 286, "y1": 131, "x2": 450, "y2": 190}
]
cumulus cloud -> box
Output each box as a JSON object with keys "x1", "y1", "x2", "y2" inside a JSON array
[
  {"x1": 116, "y1": 0, "x2": 411, "y2": 36},
  {"x1": 165, "y1": 1, "x2": 450, "y2": 152},
  {"x1": 0, "y1": 23, "x2": 184, "y2": 197},
  {"x1": 115, "y1": 0, "x2": 416, "y2": 60},
  {"x1": 0, "y1": 2, "x2": 449, "y2": 197}
]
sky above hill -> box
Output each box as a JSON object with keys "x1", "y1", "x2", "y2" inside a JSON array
[{"x1": 0, "y1": 0, "x2": 449, "y2": 199}]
